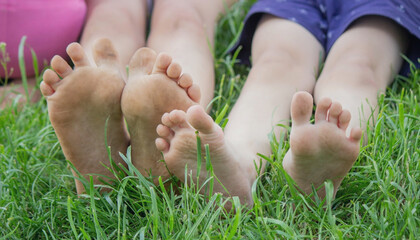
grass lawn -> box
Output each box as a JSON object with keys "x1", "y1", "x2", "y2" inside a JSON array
[{"x1": 0, "y1": 1, "x2": 419, "y2": 239}]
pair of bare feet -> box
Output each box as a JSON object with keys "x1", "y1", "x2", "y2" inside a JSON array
[{"x1": 40, "y1": 39, "x2": 361, "y2": 203}]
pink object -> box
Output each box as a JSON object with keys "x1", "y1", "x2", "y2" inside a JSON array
[{"x1": 0, "y1": 0, "x2": 87, "y2": 79}]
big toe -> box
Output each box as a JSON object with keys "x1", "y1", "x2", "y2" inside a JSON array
[
  {"x1": 128, "y1": 47, "x2": 157, "y2": 75},
  {"x1": 187, "y1": 105, "x2": 215, "y2": 134},
  {"x1": 93, "y1": 38, "x2": 119, "y2": 69},
  {"x1": 291, "y1": 91, "x2": 313, "y2": 126}
]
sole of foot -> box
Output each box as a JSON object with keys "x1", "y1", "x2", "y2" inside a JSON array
[
  {"x1": 40, "y1": 39, "x2": 129, "y2": 194},
  {"x1": 282, "y1": 91, "x2": 362, "y2": 199},
  {"x1": 155, "y1": 105, "x2": 253, "y2": 206},
  {"x1": 121, "y1": 48, "x2": 201, "y2": 180}
]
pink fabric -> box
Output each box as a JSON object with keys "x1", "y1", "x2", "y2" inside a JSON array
[{"x1": 0, "y1": 0, "x2": 87, "y2": 78}]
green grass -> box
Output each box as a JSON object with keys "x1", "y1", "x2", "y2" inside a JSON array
[{"x1": 1, "y1": 1, "x2": 419, "y2": 239}]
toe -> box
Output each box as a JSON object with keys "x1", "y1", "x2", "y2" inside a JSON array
[
  {"x1": 66, "y1": 42, "x2": 90, "y2": 68},
  {"x1": 43, "y1": 69, "x2": 60, "y2": 88},
  {"x1": 350, "y1": 127, "x2": 362, "y2": 143},
  {"x1": 51, "y1": 55, "x2": 72, "y2": 78},
  {"x1": 178, "y1": 73, "x2": 193, "y2": 89},
  {"x1": 161, "y1": 112, "x2": 175, "y2": 128},
  {"x1": 338, "y1": 110, "x2": 351, "y2": 130},
  {"x1": 156, "y1": 124, "x2": 174, "y2": 140},
  {"x1": 315, "y1": 97, "x2": 332, "y2": 123},
  {"x1": 128, "y1": 47, "x2": 157, "y2": 75},
  {"x1": 187, "y1": 105, "x2": 215, "y2": 134},
  {"x1": 187, "y1": 84, "x2": 201, "y2": 104},
  {"x1": 328, "y1": 102, "x2": 342, "y2": 125},
  {"x1": 168, "y1": 110, "x2": 189, "y2": 128},
  {"x1": 93, "y1": 38, "x2": 119, "y2": 68},
  {"x1": 152, "y1": 53, "x2": 172, "y2": 74},
  {"x1": 167, "y1": 62, "x2": 182, "y2": 79},
  {"x1": 291, "y1": 91, "x2": 313, "y2": 126},
  {"x1": 40, "y1": 81, "x2": 55, "y2": 96},
  {"x1": 155, "y1": 138, "x2": 170, "y2": 152}
]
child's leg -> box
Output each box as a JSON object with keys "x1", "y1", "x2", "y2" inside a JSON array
[
  {"x1": 155, "y1": 15, "x2": 323, "y2": 205},
  {"x1": 314, "y1": 16, "x2": 408, "y2": 136},
  {"x1": 224, "y1": 15, "x2": 323, "y2": 180},
  {"x1": 146, "y1": 0, "x2": 238, "y2": 107},
  {"x1": 81, "y1": 0, "x2": 148, "y2": 73},
  {"x1": 283, "y1": 16, "x2": 407, "y2": 199}
]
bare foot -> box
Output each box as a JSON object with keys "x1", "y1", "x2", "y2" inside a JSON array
[
  {"x1": 121, "y1": 48, "x2": 201, "y2": 180},
  {"x1": 40, "y1": 39, "x2": 129, "y2": 194},
  {"x1": 282, "y1": 91, "x2": 362, "y2": 199},
  {"x1": 155, "y1": 105, "x2": 253, "y2": 205}
]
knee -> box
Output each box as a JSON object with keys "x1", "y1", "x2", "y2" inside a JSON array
[
  {"x1": 151, "y1": 0, "x2": 204, "y2": 33},
  {"x1": 253, "y1": 49, "x2": 299, "y2": 70},
  {"x1": 253, "y1": 50, "x2": 317, "y2": 87},
  {"x1": 320, "y1": 54, "x2": 380, "y2": 90}
]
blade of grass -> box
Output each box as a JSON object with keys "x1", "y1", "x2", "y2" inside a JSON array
[{"x1": 18, "y1": 36, "x2": 29, "y2": 101}]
